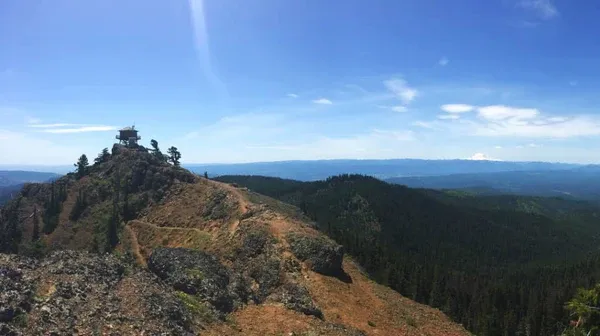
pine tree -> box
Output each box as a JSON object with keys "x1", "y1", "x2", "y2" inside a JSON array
[
  {"x1": 150, "y1": 139, "x2": 167, "y2": 162},
  {"x1": 32, "y1": 206, "x2": 40, "y2": 241},
  {"x1": 74, "y1": 154, "x2": 89, "y2": 179},
  {"x1": 69, "y1": 188, "x2": 87, "y2": 220},
  {"x1": 94, "y1": 147, "x2": 110, "y2": 164},
  {"x1": 43, "y1": 182, "x2": 61, "y2": 234},
  {"x1": 167, "y1": 146, "x2": 181, "y2": 166}
]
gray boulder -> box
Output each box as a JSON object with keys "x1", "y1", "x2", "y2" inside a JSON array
[{"x1": 287, "y1": 233, "x2": 344, "y2": 276}]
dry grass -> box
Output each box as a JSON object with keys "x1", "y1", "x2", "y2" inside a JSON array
[
  {"x1": 126, "y1": 220, "x2": 211, "y2": 261},
  {"x1": 203, "y1": 304, "x2": 350, "y2": 336},
  {"x1": 15, "y1": 169, "x2": 469, "y2": 336},
  {"x1": 305, "y1": 259, "x2": 470, "y2": 336}
]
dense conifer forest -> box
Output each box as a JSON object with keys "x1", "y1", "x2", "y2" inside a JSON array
[{"x1": 217, "y1": 174, "x2": 600, "y2": 336}]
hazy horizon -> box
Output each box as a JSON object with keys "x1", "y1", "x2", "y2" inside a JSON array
[{"x1": 0, "y1": 156, "x2": 587, "y2": 175}]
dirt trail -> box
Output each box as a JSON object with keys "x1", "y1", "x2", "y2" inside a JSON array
[
  {"x1": 118, "y1": 178, "x2": 469, "y2": 336},
  {"x1": 124, "y1": 225, "x2": 145, "y2": 266},
  {"x1": 206, "y1": 179, "x2": 250, "y2": 234},
  {"x1": 129, "y1": 220, "x2": 208, "y2": 234}
]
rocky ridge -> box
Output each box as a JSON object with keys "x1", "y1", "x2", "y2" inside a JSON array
[{"x1": 0, "y1": 146, "x2": 470, "y2": 335}]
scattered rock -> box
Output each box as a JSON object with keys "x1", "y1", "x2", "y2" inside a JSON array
[
  {"x1": 148, "y1": 247, "x2": 234, "y2": 314},
  {"x1": 0, "y1": 251, "x2": 197, "y2": 335}
]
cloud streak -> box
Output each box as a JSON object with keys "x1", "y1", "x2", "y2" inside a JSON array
[
  {"x1": 384, "y1": 79, "x2": 418, "y2": 105},
  {"x1": 434, "y1": 104, "x2": 600, "y2": 138},
  {"x1": 441, "y1": 104, "x2": 475, "y2": 113},
  {"x1": 518, "y1": 0, "x2": 559, "y2": 20},
  {"x1": 438, "y1": 114, "x2": 460, "y2": 120},
  {"x1": 312, "y1": 98, "x2": 333, "y2": 105},
  {"x1": 28, "y1": 123, "x2": 79, "y2": 128},
  {"x1": 188, "y1": 0, "x2": 227, "y2": 96},
  {"x1": 39, "y1": 126, "x2": 118, "y2": 134}
]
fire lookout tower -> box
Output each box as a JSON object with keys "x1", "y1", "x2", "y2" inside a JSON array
[{"x1": 116, "y1": 125, "x2": 141, "y2": 147}]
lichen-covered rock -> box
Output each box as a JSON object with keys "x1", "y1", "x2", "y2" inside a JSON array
[
  {"x1": 0, "y1": 255, "x2": 36, "y2": 324},
  {"x1": 246, "y1": 254, "x2": 282, "y2": 303},
  {"x1": 147, "y1": 247, "x2": 234, "y2": 314},
  {"x1": 279, "y1": 281, "x2": 323, "y2": 319},
  {"x1": 0, "y1": 251, "x2": 198, "y2": 335},
  {"x1": 287, "y1": 233, "x2": 344, "y2": 276},
  {"x1": 0, "y1": 323, "x2": 22, "y2": 336},
  {"x1": 236, "y1": 228, "x2": 275, "y2": 259}
]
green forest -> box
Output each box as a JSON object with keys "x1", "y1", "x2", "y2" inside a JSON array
[{"x1": 217, "y1": 174, "x2": 600, "y2": 336}]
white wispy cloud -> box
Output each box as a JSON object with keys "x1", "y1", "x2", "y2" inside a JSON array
[
  {"x1": 391, "y1": 106, "x2": 407, "y2": 113},
  {"x1": 518, "y1": 0, "x2": 559, "y2": 20},
  {"x1": 471, "y1": 105, "x2": 600, "y2": 138},
  {"x1": 312, "y1": 98, "x2": 333, "y2": 105},
  {"x1": 28, "y1": 123, "x2": 79, "y2": 128},
  {"x1": 495, "y1": 146, "x2": 503, "y2": 149},
  {"x1": 477, "y1": 105, "x2": 539, "y2": 121},
  {"x1": 428, "y1": 104, "x2": 600, "y2": 139},
  {"x1": 188, "y1": 0, "x2": 227, "y2": 97},
  {"x1": 39, "y1": 126, "x2": 117, "y2": 134},
  {"x1": 439, "y1": 57, "x2": 449, "y2": 66},
  {"x1": 438, "y1": 114, "x2": 460, "y2": 120},
  {"x1": 384, "y1": 78, "x2": 418, "y2": 104},
  {"x1": 412, "y1": 121, "x2": 438, "y2": 129},
  {"x1": 287, "y1": 93, "x2": 299, "y2": 98},
  {"x1": 441, "y1": 104, "x2": 475, "y2": 113}
]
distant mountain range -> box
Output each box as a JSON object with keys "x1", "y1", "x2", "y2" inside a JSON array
[
  {"x1": 2, "y1": 159, "x2": 587, "y2": 181},
  {"x1": 0, "y1": 171, "x2": 61, "y2": 204},
  {"x1": 0, "y1": 171, "x2": 61, "y2": 187},
  {"x1": 186, "y1": 159, "x2": 582, "y2": 181},
  {"x1": 386, "y1": 167, "x2": 600, "y2": 200}
]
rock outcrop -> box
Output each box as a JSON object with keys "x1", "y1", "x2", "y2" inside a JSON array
[
  {"x1": 0, "y1": 146, "x2": 471, "y2": 336},
  {"x1": 287, "y1": 232, "x2": 344, "y2": 276},
  {"x1": 0, "y1": 251, "x2": 197, "y2": 335}
]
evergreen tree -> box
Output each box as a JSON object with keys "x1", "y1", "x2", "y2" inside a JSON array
[
  {"x1": 94, "y1": 147, "x2": 110, "y2": 164},
  {"x1": 150, "y1": 139, "x2": 167, "y2": 162},
  {"x1": 74, "y1": 154, "x2": 89, "y2": 179},
  {"x1": 42, "y1": 182, "x2": 61, "y2": 234},
  {"x1": 204, "y1": 171, "x2": 209, "y2": 179},
  {"x1": 69, "y1": 188, "x2": 87, "y2": 220},
  {"x1": 562, "y1": 283, "x2": 600, "y2": 335},
  {"x1": 32, "y1": 206, "x2": 40, "y2": 241},
  {"x1": 167, "y1": 146, "x2": 181, "y2": 166},
  {"x1": 214, "y1": 174, "x2": 600, "y2": 336}
]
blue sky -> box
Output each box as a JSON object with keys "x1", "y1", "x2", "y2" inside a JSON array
[{"x1": 2, "y1": 0, "x2": 600, "y2": 165}]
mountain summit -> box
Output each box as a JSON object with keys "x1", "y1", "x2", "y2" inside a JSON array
[{"x1": 0, "y1": 144, "x2": 468, "y2": 335}]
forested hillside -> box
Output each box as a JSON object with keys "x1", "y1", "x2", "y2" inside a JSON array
[{"x1": 216, "y1": 174, "x2": 600, "y2": 336}]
